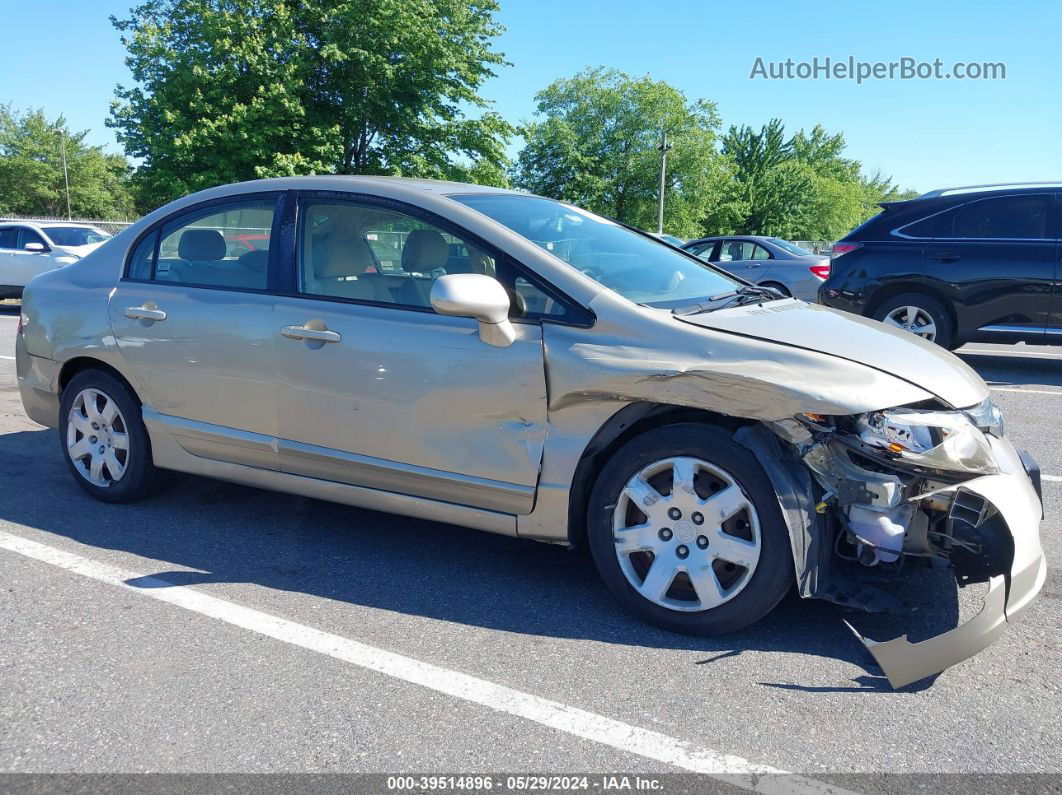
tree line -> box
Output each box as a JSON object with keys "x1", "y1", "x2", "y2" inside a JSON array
[{"x1": 1, "y1": 0, "x2": 915, "y2": 240}]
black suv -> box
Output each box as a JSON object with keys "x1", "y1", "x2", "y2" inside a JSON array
[{"x1": 819, "y1": 183, "x2": 1060, "y2": 349}]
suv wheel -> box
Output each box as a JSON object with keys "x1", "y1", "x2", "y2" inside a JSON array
[
  {"x1": 58, "y1": 369, "x2": 160, "y2": 503},
  {"x1": 586, "y1": 424, "x2": 792, "y2": 635},
  {"x1": 873, "y1": 293, "x2": 955, "y2": 349}
]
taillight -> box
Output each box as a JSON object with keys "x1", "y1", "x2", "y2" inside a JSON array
[
  {"x1": 17, "y1": 312, "x2": 27, "y2": 336},
  {"x1": 809, "y1": 261, "x2": 830, "y2": 280},
  {"x1": 830, "y1": 242, "x2": 863, "y2": 260}
]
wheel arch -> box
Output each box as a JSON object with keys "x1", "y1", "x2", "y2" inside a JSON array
[
  {"x1": 58, "y1": 356, "x2": 142, "y2": 405},
  {"x1": 865, "y1": 283, "x2": 957, "y2": 335},
  {"x1": 566, "y1": 402, "x2": 750, "y2": 547}
]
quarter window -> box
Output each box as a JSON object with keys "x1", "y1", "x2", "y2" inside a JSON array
[
  {"x1": 129, "y1": 197, "x2": 276, "y2": 288},
  {"x1": 297, "y1": 200, "x2": 571, "y2": 320},
  {"x1": 951, "y1": 195, "x2": 1050, "y2": 239}
]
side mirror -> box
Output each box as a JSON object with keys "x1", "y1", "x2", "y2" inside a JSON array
[
  {"x1": 24, "y1": 242, "x2": 47, "y2": 253},
  {"x1": 430, "y1": 273, "x2": 516, "y2": 348}
]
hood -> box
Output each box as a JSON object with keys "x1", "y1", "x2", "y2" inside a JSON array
[
  {"x1": 54, "y1": 241, "x2": 106, "y2": 258},
  {"x1": 676, "y1": 299, "x2": 988, "y2": 409}
]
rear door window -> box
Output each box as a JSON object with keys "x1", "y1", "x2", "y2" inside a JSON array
[
  {"x1": 0, "y1": 228, "x2": 18, "y2": 249},
  {"x1": 129, "y1": 196, "x2": 278, "y2": 289}
]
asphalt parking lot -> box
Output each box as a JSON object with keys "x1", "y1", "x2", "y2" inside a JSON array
[{"x1": 0, "y1": 300, "x2": 1059, "y2": 788}]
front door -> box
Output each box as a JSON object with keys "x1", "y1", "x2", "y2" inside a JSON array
[
  {"x1": 107, "y1": 195, "x2": 283, "y2": 468},
  {"x1": 272, "y1": 195, "x2": 548, "y2": 514}
]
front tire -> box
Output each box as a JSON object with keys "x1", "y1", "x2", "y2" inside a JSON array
[
  {"x1": 873, "y1": 293, "x2": 955, "y2": 349},
  {"x1": 587, "y1": 424, "x2": 793, "y2": 635},
  {"x1": 58, "y1": 369, "x2": 160, "y2": 503}
]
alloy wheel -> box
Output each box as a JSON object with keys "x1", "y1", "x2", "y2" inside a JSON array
[
  {"x1": 66, "y1": 388, "x2": 130, "y2": 487},
  {"x1": 612, "y1": 457, "x2": 761, "y2": 612},
  {"x1": 883, "y1": 305, "x2": 937, "y2": 341}
]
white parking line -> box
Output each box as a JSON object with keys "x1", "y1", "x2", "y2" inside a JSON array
[
  {"x1": 1041, "y1": 475, "x2": 1062, "y2": 483},
  {"x1": 990, "y1": 386, "x2": 1062, "y2": 395},
  {"x1": 0, "y1": 355, "x2": 14, "y2": 360},
  {"x1": 0, "y1": 531, "x2": 848, "y2": 794}
]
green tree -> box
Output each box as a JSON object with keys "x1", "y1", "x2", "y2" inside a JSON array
[
  {"x1": 718, "y1": 119, "x2": 915, "y2": 240},
  {"x1": 110, "y1": 0, "x2": 513, "y2": 211},
  {"x1": 0, "y1": 105, "x2": 135, "y2": 219},
  {"x1": 512, "y1": 68, "x2": 733, "y2": 237}
]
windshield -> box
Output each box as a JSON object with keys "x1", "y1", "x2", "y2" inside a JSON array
[
  {"x1": 44, "y1": 227, "x2": 111, "y2": 247},
  {"x1": 451, "y1": 194, "x2": 740, "y2": 308},
  {"x1": 766, "y1": 238, "x2": 813, "y2": 257}
]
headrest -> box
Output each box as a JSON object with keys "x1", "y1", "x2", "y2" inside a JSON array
[
  {"x1": 315, "y1": 232, "x2": 376, "y2": 278},
  {"x1": 239, "y1": 249, "x2": 270, "y2": 273},
  {"x1": 178, "y1": 228, "x2": 226, "y2": 261},
  {"x1": 401, "y1": 229, "x2": 448, "y2": 273}
]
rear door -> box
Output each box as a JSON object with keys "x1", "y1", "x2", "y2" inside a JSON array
[
  {"x1": 922, "y1": 193, "x2": 1056, "y2": 341},
  {"x1": 712, "y1": 239, "x2": 773, "y2": 283},
  {"x1": 107, "y1": 193, "x2": 284, "y2": 469}
]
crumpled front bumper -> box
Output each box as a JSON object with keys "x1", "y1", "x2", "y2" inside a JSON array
[{"x1": 848, "y1": 436, "x2": 1047, "y2": 688}]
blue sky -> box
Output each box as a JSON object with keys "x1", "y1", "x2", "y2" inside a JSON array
[{"x1": 4, "y1": 0, "x2": 1061, "y2": 192}]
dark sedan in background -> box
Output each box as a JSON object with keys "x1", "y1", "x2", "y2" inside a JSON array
[
  {"x1": 819, "y1": 182, "x2": 1061, "y2": 349},
  {"x1": 682, "y1": 235, "x2": 830, "y2": 301}
]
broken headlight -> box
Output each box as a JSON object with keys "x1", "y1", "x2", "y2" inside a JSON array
[
  {"x1": 855, "y1": 407, "x2": 999, "y2": 475},
  {"x1": 964, "y1": 397, "x2": 1005, "y2": 439}
]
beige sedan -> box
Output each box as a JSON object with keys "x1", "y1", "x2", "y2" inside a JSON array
[{"x1": 15, "y1": 176, "x2": 1045, "y2": 688}]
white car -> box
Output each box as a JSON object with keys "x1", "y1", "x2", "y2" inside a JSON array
[{"x1": 0, "y1": 221, "x2": 112, "y2": 299}]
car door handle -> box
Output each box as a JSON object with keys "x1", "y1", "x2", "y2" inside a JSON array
[
  {"x1": 124, "y1": 306, "x2": 167, "y2": 322},
  {"x1": 281, "y1": 325, "x2": 342, "y2": 343},
  {"x1": 929, "y1": 252, "x2": 960, "y2": 263}
]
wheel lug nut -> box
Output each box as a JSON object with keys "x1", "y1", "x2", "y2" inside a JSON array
[
  {"x1": 697, "y1": 535, "x2": 709, "y2": 549},
  {"x1": 98, "y1": 446, "x2": 105, "y2": 455},
  {"x1": 667, "y1": 507, "x2": 681, "y2": 520},
  {"x1": 91, "y1": 423, "x2": 99, "y2": 430},
  {"x1": 659, "y1": 528, "x2": 673, "y2": 541},
  {"x1": 692, "y1": 512, "x2": 704, "y2": 525},
  {"x1": 89, "y1": 436, "x2": 97, "y2": 443},
  {"x1": 676, "y1": 545, "x2": 689, "y2": 559}
]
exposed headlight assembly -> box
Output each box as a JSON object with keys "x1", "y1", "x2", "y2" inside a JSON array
[
  {"x1": 855, "y1": 407, "x2": 999, "y2": 476},
  {"x1": 964, "y1": 397, "x2": 1005, "y2": 439}
]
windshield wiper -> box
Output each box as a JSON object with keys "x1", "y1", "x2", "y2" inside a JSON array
[
  {"x1": 670, "y1": 291, "x2": 737, "y2": 316},
  {"x1": 671, "y1": 285, "x2": 781, "y2": 316}
]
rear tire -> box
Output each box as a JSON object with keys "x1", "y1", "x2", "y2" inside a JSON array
[
  {"x1": 58, "y1": 369, "x2": 160, "y2": 503},
  {"x1": 587, "y1": 424, "x2": 793, "y2": 635},
  {"x1": 873, "y1": 292, "x2": 955, "y2": 349},
  {"x1": 761, "y1": 281, "x2": 790, "y2": 297}
]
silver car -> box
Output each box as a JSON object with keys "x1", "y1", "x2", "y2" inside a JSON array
[
  {"x1": 15, "y1": 177, "x2": 1046, "y2": 688},
  {"x1": 682, "y1": 235, "x2": 829, "y2": 301}
]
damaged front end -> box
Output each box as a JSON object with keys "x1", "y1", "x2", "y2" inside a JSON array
[{"x1": 740, "y1": 398, "x2": 1047, "y2": 689}]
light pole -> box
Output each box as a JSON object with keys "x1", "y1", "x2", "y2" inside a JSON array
[
  {"x1": 54, "y1": 128, "x2": 72, "y2": 219},
  {"x1": 657, "y1": 130, "x2": 672, "y2": 235}
]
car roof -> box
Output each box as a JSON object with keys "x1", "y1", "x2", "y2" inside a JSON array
[
  {"x1": 0, "y1": 220, "x2": 103, "y2": 229},
  {"x1": 267, "y1": 175, "x2": 525, "y2": 197},
  {"x1": 686, "y1": 234, "x2": 777, "y2": 244}
]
